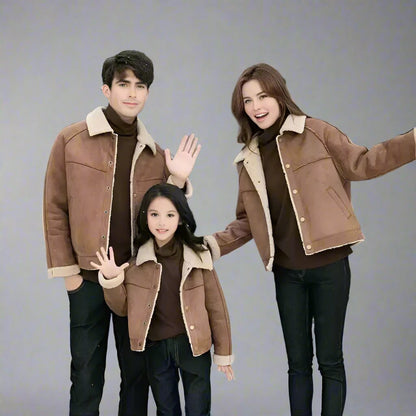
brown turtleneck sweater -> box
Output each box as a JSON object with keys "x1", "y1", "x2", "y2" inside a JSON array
[
  {"x1": 81, "y1": 105, "x2": 138, "y2": 282},
  {"x1": 258, "y1": 117, "x2": 351, "y2": 270},
  {"x1": 104, "y1": 105, "x2": 138, "y2": 266},
  {"x1": 147, "y1": 238, "x2": 186, "y2": 341}
]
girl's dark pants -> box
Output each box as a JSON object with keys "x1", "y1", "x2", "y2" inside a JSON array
[
  {"x1": 274, "y1": 257, "x2": 351, "y2": 416},
  {"x1": 146, "y1": 333, "x2": 212, "y2": 416}
]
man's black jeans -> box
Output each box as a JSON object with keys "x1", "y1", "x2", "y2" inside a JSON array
[
  {"x1": 274, "y1": 257, "x2": 351, "y2": 416},
  {"x1": 68, "y1": 279, "x2": 149, "y2": 416}
]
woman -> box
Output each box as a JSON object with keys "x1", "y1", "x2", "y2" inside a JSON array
[{"x1": 205, "y1": 63, "x2": 415, "y2": 415}]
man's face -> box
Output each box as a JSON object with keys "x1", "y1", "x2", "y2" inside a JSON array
[{"x1": 102, "y1": 69, "x2": 149, "y2": 124}]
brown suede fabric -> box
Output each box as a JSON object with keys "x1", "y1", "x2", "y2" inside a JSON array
[
  {"x1": 100, "y1": 240, "x2": 233, "y2": 365},
  {"x1": 210, "y1": 116, "x2": 415, "y2": 271},
  {"x1": 43, "y1": 107, "x2": 170, "y2": 277}
]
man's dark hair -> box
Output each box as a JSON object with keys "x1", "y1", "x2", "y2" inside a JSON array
[{"x1": 101, "y1": 50, "x2": 154, "y2": 88}]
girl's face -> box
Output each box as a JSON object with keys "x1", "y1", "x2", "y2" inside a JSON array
[
  {"x1": 147, "y1": 196, "x2": 180, "y2": 247},
  {"x1": 242, "y1": 79, "x2": 281, "y2": 129}
]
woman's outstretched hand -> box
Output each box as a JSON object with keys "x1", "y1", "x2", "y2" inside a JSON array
[{"x1": 90, "y1": 247, "x2": 129, "y2": 279}]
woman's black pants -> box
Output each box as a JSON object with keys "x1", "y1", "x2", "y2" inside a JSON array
[{"x1": 274, "y1": 257, "x2": 351, "y2": 416}]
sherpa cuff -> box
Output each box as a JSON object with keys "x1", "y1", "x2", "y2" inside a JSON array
[
  {"x1": 98, "y1": 270, "x2": 125, "y2": 289},
  {"x1": 213, "y1": 353, "x2": 235, "y2": 366}
]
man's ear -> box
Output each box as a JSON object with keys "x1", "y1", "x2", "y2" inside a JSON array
[{"x1": 102, "y1": 84, "x2": 111, "y2": 99}]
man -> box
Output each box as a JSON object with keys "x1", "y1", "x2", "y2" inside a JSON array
[{"x1": 43, "y1": 50, "x2": 200, "y2": 416}]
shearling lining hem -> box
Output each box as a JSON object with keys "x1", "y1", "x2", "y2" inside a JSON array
[
  {"x1": 204, "y1": 235, "x2": 221, "y2": 262},
  {"x1": 213, "y1": 353, "x2": 234, "y2": 366},
  {"x1": 98, "y1": 270, "x2": 125, "y2": 289},
  {"x1": 48, "y1": 264, "x2": 81, "y2": 279}
]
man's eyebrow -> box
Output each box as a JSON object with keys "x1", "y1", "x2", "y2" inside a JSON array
[{"x1": 115, "y1": 79, "x2": 146, "y2": 85}]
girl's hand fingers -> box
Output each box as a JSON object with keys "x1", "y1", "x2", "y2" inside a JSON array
[
  {"x1": 100, "y1": 246, "x2": 108, "y2": 260},
  {"x1": 120, "y1": 262, "x2": 129, "y2": 270},
  {"x1": 109, "y1": 246, "x2": 115, "y2": 262},
  {"x1": 95, "y1": 250, "x2": 104, "y2": 264}
]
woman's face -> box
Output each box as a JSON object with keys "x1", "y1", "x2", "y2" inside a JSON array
[
  {"x1": 242, "y1": 79, "x2": 281, "y2": 129},
  {"x1": 147, "y1": 196, "x2": 180, "y2": 247}
]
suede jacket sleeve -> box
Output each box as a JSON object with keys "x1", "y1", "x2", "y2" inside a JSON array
[
  {"x1": 315, "y1": 124, "x2": 416, "y2": 181},
  {"x1": 203, "y1": 267, "x2": 234, "y2": 366},
  {"x1": 205, "y1": 163, "x2": 253, "y2": 261},
  {"x1": 98, "y1": 269, "x2": 128, "y2": 317},
  {"x1": 43, "y1": 131, "x2": 80, "y2": 279}
]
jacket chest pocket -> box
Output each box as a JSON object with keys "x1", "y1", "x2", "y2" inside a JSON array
[
  {"x1": 183, "y1": 271, "x2": 204, "y2": 290},
  {"x1": 125, "y1": 266, "x2": 159, "y2": 289}
]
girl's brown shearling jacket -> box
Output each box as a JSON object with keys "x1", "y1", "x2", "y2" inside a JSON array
[
  {"x1": 206, "y1": 115, "x2": 415, "y2": 271},
  {"x1": 98, "y1": 239, "x2": 234, "y2": 366}
]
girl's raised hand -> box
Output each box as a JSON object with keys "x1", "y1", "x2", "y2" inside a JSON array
[
  {"x1": 217, "y1": 365, "x2": 234, "y2": 381},
  {"x1": 90, "y1": 247, "x2": 129, "y2": 279}
]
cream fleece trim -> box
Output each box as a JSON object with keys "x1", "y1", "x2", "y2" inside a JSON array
[
  {"x1": 280, "y1": 114, "x2": 306, "y2": 134},
  {"x1": 86, "y1": 107, "x2": 112, "y2": 136},
  {"x1": 167, "y1": 176, "x2": 193, "y2": 198},
  {"x1": 183, "y1": 244, "x2": 213, "y2": 271},
  {"x1": 86, "y1": 107, "x2": 157, "y2": 156},
  {"x1": 230, "y1": 115, "x2": 308, "y2": 271},
  {"x1": 233, "y1": 138, "x2": 275, "y2": 269},
  {"x1": 233, "y1": 114, "x2": 307, "y2": 164},
  {"x1": 213, "y1": 353, "x2": 235, "y2": 366},
  {"x1": 98, "y1": 270, "x2": 125, "y2": 289},
  {"x1": 135, "y1": 239, "x2": 212, "y2": 271},
  {"x1": 48, "y1": 264, "x2": 81, "y2": 279},
  {"x1": 204, "y1": 235, "x2": 221, "y2": 262}
]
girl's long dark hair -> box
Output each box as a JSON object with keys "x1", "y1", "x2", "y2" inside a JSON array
[
  {"x1": 231, "y1": 63, "x2": 306, "y2": 145},
  {"x1": 135, "y1": 183, "x2": 206, "y2": 253}
]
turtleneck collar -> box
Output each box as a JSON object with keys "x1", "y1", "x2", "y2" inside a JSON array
[
  {"x1": 258, "y1": 117, "x2": 283, "y2": 147},
  {"x1": 103, "y1": 105, "x2": 138, "y2": 136},
  {"x1": 154, "y1": 237, "x2": 181, "y2": 258}
]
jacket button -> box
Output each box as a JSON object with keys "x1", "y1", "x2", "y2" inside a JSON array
[
  {"x1": 300, "y1": 217, "x2": 305, "y2": 222},
  {"x1": 306, "y1": 245, "x2": 312, "y2": 250},
  {"x1": 292, "y1": 189, "x2": 298, "y2": 194},
  {"x1": 190, "y1": 325, "x2": 195, "y2": 330},
  {"x1": 101, "y1": 235, "x2": 105, "y2": 239},
  {"x1": 185, "y1": 306, "x2": 189, "y2": 311},
  {"x1": 106, "y1": 186, "x2": 110, "y2": 191},
  {"x1": 285, "y1": 164, "x2": 290, "y2": 169}
]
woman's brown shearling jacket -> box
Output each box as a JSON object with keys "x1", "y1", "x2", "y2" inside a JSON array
[{"x1": 206, "y1": 116, "x2": 415, "y2": 271}]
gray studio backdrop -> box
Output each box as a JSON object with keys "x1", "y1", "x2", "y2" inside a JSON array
[{"x1": 1, "y1": 1, "x2": 415, "y2": 415}]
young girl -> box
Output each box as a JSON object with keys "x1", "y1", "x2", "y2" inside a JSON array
[
  {"x1": 91, "y1": 183, "x2": 234, "y2": 415},
  {"x1": 205, "y1": 63, "x2": 415, "y2": 415}
]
